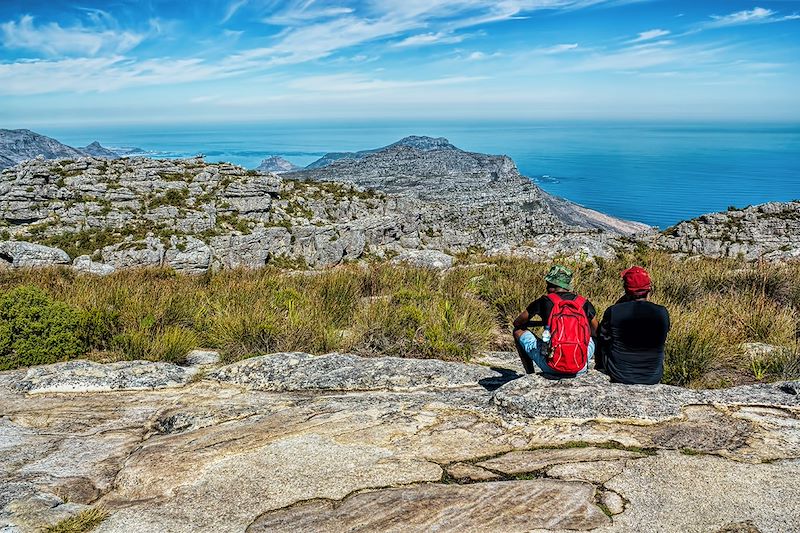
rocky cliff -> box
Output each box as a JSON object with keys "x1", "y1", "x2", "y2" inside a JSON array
[
  {"x1": 654, "y1": 202, "x2": 800, "y2": 260},
  {"x1": 1, "y1": 351, "x2": 799, "y2": 532}
]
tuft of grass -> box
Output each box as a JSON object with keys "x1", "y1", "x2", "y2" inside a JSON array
[{"x1": 45, "y1": 507, "x2": 109, "y2": 533}]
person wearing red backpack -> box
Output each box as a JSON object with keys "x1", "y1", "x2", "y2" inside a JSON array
[{"x1": 512, "y1": 265, "x2": 598, "y2": 377}]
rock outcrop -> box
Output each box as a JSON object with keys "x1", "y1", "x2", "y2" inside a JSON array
[
  {"x1": 654, "y1": 202, "x2": 800, "y2": 260},
  {"x1": 1, "y1": 352, "x2": 799, "y2": 532},
  {"x1": 256, "y1": 156, "x2": 300, "y2": 173}
]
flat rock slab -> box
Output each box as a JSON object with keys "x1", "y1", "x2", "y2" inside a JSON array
[
  {"x1": 605, "y1": 452, "x2": 800, "y2": 533},
  {"x1": 211, "y1": 352, "x2": 502, "y2": 392},
  {"x1": 493, "y1": 371, "x2": 800, "y2": 422},
  {"x1": 12, "y1": 360, "x2": 197, "y2": 394},
  {"x1": 248, "y1": 480, "x2": 609, "y2": 532},
  {"x1": 476, "y1": 447, "x2": 644, "y2": 475}
]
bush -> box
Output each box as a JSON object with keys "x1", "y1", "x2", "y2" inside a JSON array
[{"x1": 0, "y1": 286, "x2": 87, "y2": 370}]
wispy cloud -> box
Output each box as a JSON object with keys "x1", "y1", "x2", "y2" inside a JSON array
[
  {"x1": 705, "y1": 7, "x2": 800, "y2": 29},
  {"x1": 286, "y1": 73, "x2": 486, "y2": 92},
  {"x1": 392, "y1": 32, "x2": 466, "y2": 47},
  {"x1": 629, "y1": 29, "x2": 670, "y2": 42},
  {"x1": 541, "y1": 43, "x2": 579, "y2": 54},
  {"x1": 0, "y1": 14, "x2": 145, "y2": 56}
]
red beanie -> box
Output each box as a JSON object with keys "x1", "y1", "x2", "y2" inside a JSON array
[{"x1": 622, "y1": 266, "x2": 652, "y2": 293}]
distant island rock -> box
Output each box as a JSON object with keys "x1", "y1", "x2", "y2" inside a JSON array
[
  {"x1": 256, "y1": 156, "x2": 300, "y2": 173},
  {"x1": 80, "y1": 141, "x2": 120, "y2": 158}
]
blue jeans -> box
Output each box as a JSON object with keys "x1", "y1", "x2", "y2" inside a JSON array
[{"x1": 519, "y1": 331, "x2": 594, "y2": 377}]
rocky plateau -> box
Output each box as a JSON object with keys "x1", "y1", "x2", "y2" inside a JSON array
[
  {"x1": 1, "y1": 351, "x2": 799, "y2": 532},
  {"x1": 0, "y1": 134, "x2": 650, "y2": 273}
]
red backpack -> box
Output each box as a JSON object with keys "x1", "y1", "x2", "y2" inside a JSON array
[{"x1": 546, "y1": 293, "x2": 591, "y2": 374}]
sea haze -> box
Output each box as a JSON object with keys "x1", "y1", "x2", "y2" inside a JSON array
[{"x1": 39, "y1": 121, "x2": 800, "y2": 229}]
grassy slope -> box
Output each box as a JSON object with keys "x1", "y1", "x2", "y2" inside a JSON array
[{"x1": 1, "y1": 249, "x2": 798, "y2": 388}]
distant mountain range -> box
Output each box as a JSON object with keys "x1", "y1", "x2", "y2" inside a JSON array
[{"x1": 0, "y1": 129, "x2": 143, "y2": 170}]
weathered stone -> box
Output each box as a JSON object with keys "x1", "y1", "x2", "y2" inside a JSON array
[
  {"x1": 445, "y1": 462, "x2": 502, "y2": 481},
  {"x1": 210, "y1": 352, "x2": 501, "y2": 392},
  {"x1": 601, "y1": 490, "x2": 626, "y2": 515},
  {"x1": 476, "y1": 447, "x2": 643, "y2": 475},
  {"x1": 605, "y1": 452, "x2": 800, "y2": 532},
  {"x1": 73, "y1": 254, "x2": 116, "y2": 275},
  {"x1": 184, "y1": 349, "x2": 221, "y2": 367},
  {"x1": 13, "y1": 360, "x2": 196, "y2": 393},
  {"x1": 391, "y1": 249, "x2": 454, "y2": 270},
  {"x1": 0, "y1": 241, "x2": 70, "y2": 267},
  {"x1": 1, "y1": 353, "x2": 800, "y2": 533},
  {"x1": 164, "y1": 236, "x2": 212, "y2": 273},
  {"x1": 546, "y1": 459, "x2": 629, "y2": 484},
  {"x1": 492, "y1": 371, "x2": 800, "y2": 422},
  {"x1": 248, "y1": 480, "x2": 609, "y2": 532}
]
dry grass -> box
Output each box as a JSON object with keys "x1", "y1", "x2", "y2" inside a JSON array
[
  {"x1": 1, "y1": 249, "x2": 798, "y2": 387},
  {"x1": 44, "y1": 507, "x2": 109, "y2": 533}
]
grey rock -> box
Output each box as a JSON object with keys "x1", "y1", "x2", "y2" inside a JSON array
[
  {"x1": 0, "y1": 241, "x2": 70, "y2": 267},
  {"x1": 185, "y1": 350, "x2": 221, "y2": 367},
  {"x1": 101, "y1": 236, "x2": 165, "y2": 268},
  {"x1": 210, "y1": 352, "x2": 502, "y2": 392},
  {"x1": 391, "y1": 249, "x2": 454, "y2": 270},
  {"x1": 492, "y1": 371, "x2": 800, "y2": 422},
  {"x1": 73, "y1": 255, "x2": 116, "y2": 276},
  {"x1": 13, "y1": 360, "x2": 197, "y2": 394},
  {"x1": 164, "y1": 236, "x2": 212, "y2": 274}
]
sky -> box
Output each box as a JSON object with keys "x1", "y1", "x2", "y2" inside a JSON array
[{"x1": 1, "y1": 0, "x2": 799, "y2": 125}]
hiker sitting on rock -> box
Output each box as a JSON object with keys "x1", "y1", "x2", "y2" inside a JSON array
[
  {"x1": 512, "y1": 265, "x2": 598, "y2": 377},
  {"x1": 595, "y1": 266, "x2": 670, "y2": 385}
]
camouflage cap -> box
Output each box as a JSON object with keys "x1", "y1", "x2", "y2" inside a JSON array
[{"x1": 544, "y1": 264, "x2": 573, "y2": 290}]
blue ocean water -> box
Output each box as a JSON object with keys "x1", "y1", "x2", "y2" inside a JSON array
[{"x1": 39, "y1": 121, "x2": 800, "y2": 229}]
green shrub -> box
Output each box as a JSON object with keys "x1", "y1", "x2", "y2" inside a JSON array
[{"x1": 0, "y1": 286, "x2": 87, "y2": 370}]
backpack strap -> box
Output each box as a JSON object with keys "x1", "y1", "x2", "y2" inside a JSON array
[{"x1": 546, "y1": 292, "x2": 562, "y2": 304}]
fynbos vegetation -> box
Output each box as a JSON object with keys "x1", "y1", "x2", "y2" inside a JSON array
[{"x1": 1, "y1": 250, "x2": 798, "y2": 387}]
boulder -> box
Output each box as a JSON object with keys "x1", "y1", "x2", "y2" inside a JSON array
[
  {"x1": 165, "y1": 236, "x2": 213, "y2": 274},
  {"x1": 391, "y1": 249, "x2": 454, "y2": 270},
  {"x1": 0, "y1": 241, "x2": 70, "y2": 267},
  {"x1": 13, "y1": 360, "x2": 197, "y2": 394},
  {"x1": 72, "y1": 255, "x2": 116, "y2": 276}
]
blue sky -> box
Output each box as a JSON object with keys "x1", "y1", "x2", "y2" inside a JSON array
[{"x1": 1, "y1": 0, "x2": 799, "y2": 125}]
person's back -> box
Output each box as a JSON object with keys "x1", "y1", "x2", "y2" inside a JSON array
[{"x1": 599, "y1": 299, "x2": 670, "y2": 384}]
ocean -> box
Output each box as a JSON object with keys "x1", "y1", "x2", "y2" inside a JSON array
[{"x1": 38, "y1": 121, "x2": 800, "y2": 229}]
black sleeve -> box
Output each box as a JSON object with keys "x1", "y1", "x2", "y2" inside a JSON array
[
  {"x1": 583, "y1": 300, "x2": 597, "y2": 321},
  {"x1": 526, "y1": 297, "x2": 544, "y2": 319},
  {"x1": 595, "y1": 306, "x2": 613, "y2": 372}
]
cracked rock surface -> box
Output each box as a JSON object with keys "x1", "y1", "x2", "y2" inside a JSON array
[{"x1": 1, "y1": 352, "x2": 799, "y2": 532}]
